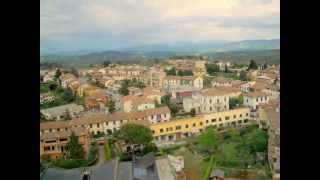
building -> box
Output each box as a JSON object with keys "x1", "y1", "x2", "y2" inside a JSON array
[
  {"x1": 243, "y1": 92, "x2": 269, "y2": 111},
  {"x1": 212, "y1": 77, "x2": 232, "y2": 87},
  {"x1": 40, "y1": 126, "x2": 91, "y2": 160},
  {"x1": 150, "y1": 108, "x2": 250, "y2": 144},
  {"x1": 40, "y1": 93, "x2": 55, "y2": 104},
  {"x1": 122, "y1": 95, "x2": 156, "y2": 113},
  {"x1": 162, "y1": 76, "x2": 203, "y2": 90},
  {"x1": 40, "y1": 103, "x2": 84, "y2": 121},
  {"x1": 183, "y1": 88, "x2": 234, "y2": 114}
]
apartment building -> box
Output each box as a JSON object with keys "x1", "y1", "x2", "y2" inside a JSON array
[
  {"x1": 40, "y1": 126, "x2": 91, "y2": 160},
  {"x1": 40, "y1": 103, "x2": 84, "y2": 121},
  {"x1": 150, "y1": 108, "x2": 250, "y2": 144},
  {"x1": 243, "y1": 92, "x2": 270, "y2": 111},
  {"x1": 162, "y1": 76, "x2": 203, "y2": 90}
]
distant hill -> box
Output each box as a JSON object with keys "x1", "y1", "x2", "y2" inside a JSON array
[{"x1": 40, "y1": 39, "x2": 280, "y2": 67}]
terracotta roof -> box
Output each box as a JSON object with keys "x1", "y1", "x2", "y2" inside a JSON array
[
  {"x1": 214, "y1": 77, "x2": 232, "y2": 83},
  {"x1": 40, "y1": 121, "x2": 70, "y2": 130},
  {"x1": 244, "y1": 91, "x2": 267, "y2": 98},
  {"x1": 70, "y1": 112, "x2": 129, "y2": 126},
  {"x1": 40, "y1": 127, "x2": 87, "y2": 140},
  {"x1": 215, "y1": 86, "x2": 241, "y2": 93},
  {"x1": 200, "y1": 88, "x2": 232, "y2": 96}
]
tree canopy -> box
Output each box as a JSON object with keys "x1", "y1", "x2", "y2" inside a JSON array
[
  {"x1": 197, "y1": 126, "x2": 220, "y2": 154},
  {"x1": 67, "y1": 132, "x2": 84, "y2": 159},
  {"x1": 248, "y1": 60, "x2": 258, "y2": 70},
  {"x1": 113, "y1": 123, "x2": 153, "y2": 145},
  {"x1": 206, "y1": 63, "x2": 220, "y2": 75},
  {"x1": 107, "y1": 99, "x2": 115, "y2": 113},
  {"x1": 166, "y1": 67, "x2": 177, "y2": 76}
]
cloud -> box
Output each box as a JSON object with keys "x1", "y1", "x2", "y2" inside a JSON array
[{"x1": 40, "y1": 0, "x2": 280, "y2": 53}]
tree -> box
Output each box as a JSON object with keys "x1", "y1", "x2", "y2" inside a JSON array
[
  {"x1": 62, "y1": 89, "x2": 74, "y2": 103},
  {"x1": 114, "y1": 123, "x2": 153, "y2": 152},
  {"x1": 67, "y1": 132, "x2": 84, "y2": 159},
  {"x1": 54, "y1": 68, "x2": 62, "y2": 80},
  {"x1": 248, "y1": 60, "x2": 258, "y2": 70},
  {"x1": 161, "y1": 95, "x2": 171, "y2": 105},
  {"x1": 118, "y1": 83, "x2": 129, "y2": 96},
  {"x1": 135, "y1": 81, "x2": 146, "y2": 89},
  {"x1": 229, "y1": 96, "x2": 243, "y2": 109},
  {"x1": 224, "y1": 64, "x2": 229, "y2": 73},
  {"x1": 102, "y1": 61, "x2": 111, "y2": 67},
  {"x1": 166, "y1": 67, "x2": 177, "y2": 76},
  {"x1": 107, "y1": 99, "x2": 115, "y2": 113},
  {"x1": 244, "y1": 128, "x2": 268, "y2": 153},
  {"x1": 197, "y1": 126, "x2": 220, "y2": 154},
  {"x1": 203, "y1": 76, "x2": 213, "y2": 88},
  {"x1": 206, "y1": 63, "x2": 220, "y2": 75},
  {"x1": 70, "y1": 67, "x2": 79, "y2": 78},
  {"x1": 239, "y1": 71, "x2": 248, "y2": 81},
  {"x1": 161, "y1": 95, "x2": 179, "y2": 115},
  {"x1": 190, "y1": 108, "x2": 196, "y2": 116}
]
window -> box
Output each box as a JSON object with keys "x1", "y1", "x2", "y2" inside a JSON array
[
  {"x1": 160, "y1": 129, "x2": 163, "y2": 133},
  {"x1": 151, "y1": 115, "x2": 154, "y2": 119},
  {"x1": 176, "y1": 126, "x2": 181, "y2": 130},
  {"x1": 238, "y1": 120, "x2": 242, "y2": 124},
  {"x1": 247, "y1": 99, "x2": 249, "y2": 103},
  {"x1": 211, "y1": 119, "x2": 216, "y2": 122},
  {"x1": 200, "y1": 122, "x2": 203, "y2": 126},
  {"x1": 152, "y1": 130, "x2": 155, "y2": 134},
  {"x1": 265, "y1": 96, "x2": 267, "y2": 100},
  {"x1": 206, "y1": 120, "x2": 209, "y2": 124},
  {"x1": 256, "y1": 98, "x2": 258, "y2": 102},
  {"x1": 57, "y1": 128, "x2": 60, "y2": 132},
  {"x1": 210, "y1": 107, "x2": 212, "y2": 111},
  {"x1": 246, "y1": 113, "x2": 249, "y2": 117},
  {"x1": 90, "y1": 124, "x2": 92, "y2": 128},
  {"x1": 164, "y1": 114, "x2": 166, "y2": 118},
  {"x1": 224, "y1": 105, "x2": 226, "y2": 109},
  {"x1": 185, "y1": 124, "x2": 189, "y2": 128},
  {"x1": 49, "y1": 129, "x2": 52, "y2": 133},
  {"x1": 105, "y1": 122, "x2": 109, "y2": 126},
  {"x1": 51, "y1": 146, "x2": 55, "y2": 151},
  {"x1": 219, "y1": 118, "x2": 222, "y2": 121},
  {"x1": 97, "y1": 124, "x2": 100, "y2": 128},
  {"x1": 193, "y1": 123, "x2": 196, "y2": 127},
  {"x1": 113, "y1": 121, "x2": 116, "y2": 125},
  {"x1": 217, "y1": 99, "x2": 220, "y2": 103},
  {"x1": 233, "y1": 115, "x2": 236, "y2": 119},
  {"x1": 244, "y1": 119, "x2": 249, "y2": 123},
  {"x1": 240, "y1": 114, "x2": 243, "y2": 118},
  {"x1": 120, "y1": 120, "x2": 123, "y2": 124},
  {"x1": 225, "y1": 116, "x2": 230, "y2": 120},
  {"x1": 209, "y1": 99, "x2": 212, "y2": 103},
  {"x1": 65, "y1": 128, "x2": 68, "y2": 131},
  {"x1": 224, "y1": 97, "x2": 226, "y2": 101}
]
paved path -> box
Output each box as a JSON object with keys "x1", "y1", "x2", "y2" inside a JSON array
[{"x1": 97, "y1": 144, "x2": 105, "y2": 166}]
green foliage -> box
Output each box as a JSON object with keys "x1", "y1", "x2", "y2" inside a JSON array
[
  {"x1": 202, "y1": 155, "x2": 215, "y2": 180},
  {"x1": 229, "y1": 96, "x2": 243, "y2": 109},
  {"x1": 239, "y1": 70, "x2": 248, "y2": 81},
  {"x1": 224, "y1": 64, "x2": 229, "y2": 73},
  {"x1": 161, "y1": 95, "x2": 180, "y2": 116},
  {"x1": 67, "y1": 132, "x2": 84, "y2": 159},
  {"x1": 119, "y1": 152, "x2": 132, "y2": 161},
  {"x1": 54, "y1": 69, "x2": 62, "y2": 79},
  {"x1": 197, "y1": 126, "x2": 220, "y2": 154},
  {"x1": 40, "y1": 154, "x2": 51, "y2": 163},
  {"x1": 53, "y1": 158, "x2": 84, "y2": 169},
  {"x1": 104, "y1": 140, "x2": 112, "y2": 161},
  {"x1": 203, "y1": 76, "x2": 213, "y2": 88},
  {"x1": 62, "y1": 89, "x2": 74, "y2": 103},
  {"x1": 102, "y1": 60, "x2": 111, "y2": 67},
  {"x1": 166, "y1": 67, "x2": 177, "y2": 76},
  {"x1": 177, "y1": 70, "x2": 193, "y2": 76},
  {"x1": 142, "y1": 143, "x2": 158, "y2": 155},
  {"x1": 216, "y1": 143, "x2": 240, "y2": 167},
  {"x1": 244, "y1": 128, "x2": 268, "y2": 153},
  {"x1": 190, "y1": 108, "x2": 196, "y2": 116},
  {"x1": 107, "y1": 100, "x2": 116, "y2": 113},
  {"x1": 206, "y1": 63, "x2": 220, "y2": 75},
  {"x1": 118, "y1": 83, "x2": 129, "y2": 96},
  {"x1": 114, "y1": 123, "x2": 153, "y2": 145},
  {"x1": 248, "y1": 60, "x2": 258, "y2": 70}
]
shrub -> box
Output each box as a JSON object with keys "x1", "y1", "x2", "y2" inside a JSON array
[
  {"x1": 40, "y1": 154, "x2": 51, "y2": 163},
  {"x1": 119, "y1": 153, "x2": 132, "y2": 161},
  {"x1": 104, "y1": 141, "x2": 112, "y2": 161},
  {"x1": 53, "y1": 158, "x2": 83, "y2": 169},
  {"x1": 142, "y1": 143, "x2": 158, "y2": 155}
]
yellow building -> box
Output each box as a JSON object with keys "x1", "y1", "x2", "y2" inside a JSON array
[{"x1": 150, "y1": 107, "x2": 250, "y2": 143}]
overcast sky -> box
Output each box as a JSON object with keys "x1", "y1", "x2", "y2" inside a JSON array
[{"x1": 40, "y1": 0, "x2": 280, "y2": 54}]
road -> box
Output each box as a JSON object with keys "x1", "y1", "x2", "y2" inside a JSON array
[{"x1": 97, "y1": 144, "x2": 105, "y2": 166}]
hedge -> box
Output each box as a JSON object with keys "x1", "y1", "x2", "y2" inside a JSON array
[{"x1": 104, "y1": 140, "x2": 112, "y2": 161}]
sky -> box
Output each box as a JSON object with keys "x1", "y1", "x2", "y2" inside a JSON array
[{"x1": 40, "y1": 0, "x2": 280, "y2": 54}]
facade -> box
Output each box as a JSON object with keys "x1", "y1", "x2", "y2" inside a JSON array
[
  {"x1": 212, "y1": 77, "x2": 232, "y2": 87},
  {"x1": 40, "y1": 103, "x2": 84, "y2": 121},
  {"x1": 162, "y1": 76, "x2": 203, "y2": 90},
  {"x1": 40, "y1": 127, "x2": 91, "y2": 160},
  {"x1": 151, "y1": 108, "x2": 250, "y2": 144},
  {"x1": 243, "y1": 92, "x2": 269, "y2": 111}
]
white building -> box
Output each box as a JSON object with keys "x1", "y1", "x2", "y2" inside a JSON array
[
  {"x1": 243, "y1": 92, "x2": 269, "y2": 111},
  {"x1": 41, "y1": 103, "x2": 84, "y2": 121}
]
